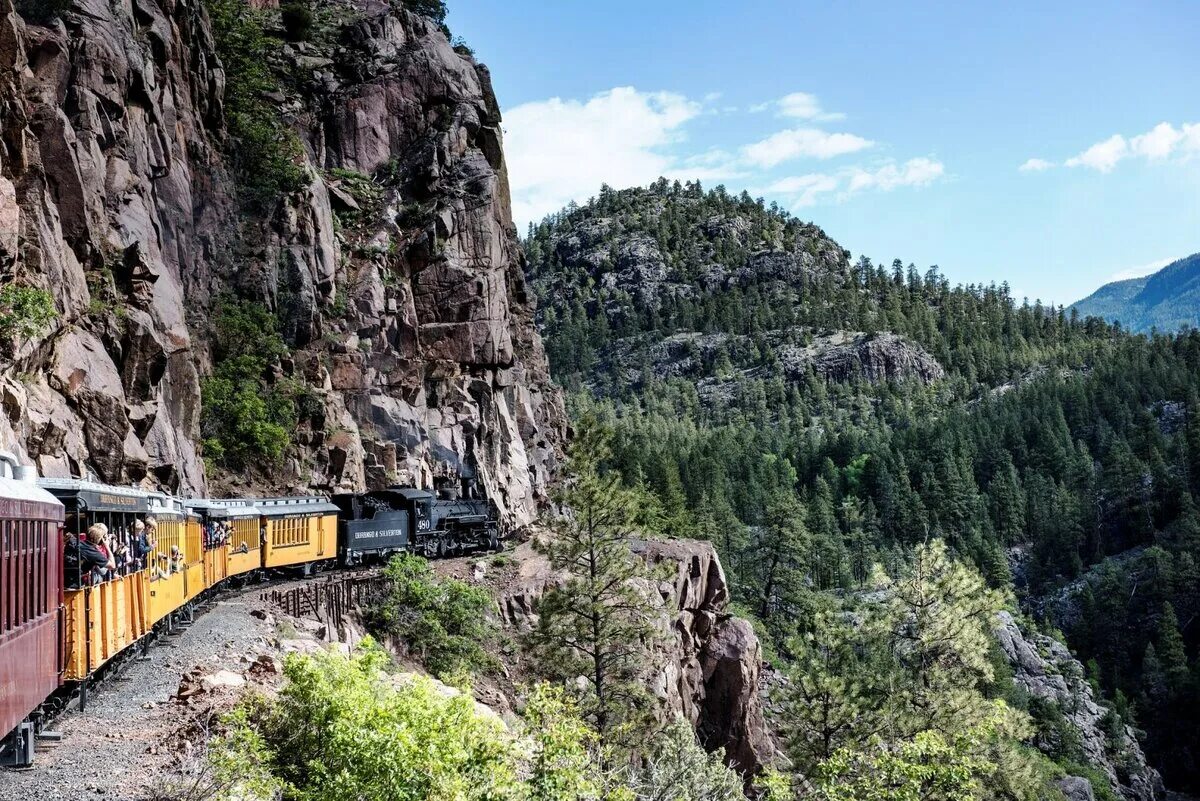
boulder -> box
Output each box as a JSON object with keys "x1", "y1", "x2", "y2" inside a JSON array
[
  {"x1": 1058, "y1": 777, "x2": 1097, "y2": 801},
  {"x1": 199, "y1": 670, "x2": 246, "y2": 693}
]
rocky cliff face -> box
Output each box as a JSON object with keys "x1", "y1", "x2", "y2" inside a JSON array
[
  {"x1": 995, "y1": 612, "x2": 1164, "y2": 801},
  {"x1": 603, "y1": 328, "x2": 943, "y2": 402},
  {"x1": 0, "y1": 0, "x2": 564, "y2": 522},
  {"x1": 492, "y1": 539, "x2": 775, "y2": 777}
]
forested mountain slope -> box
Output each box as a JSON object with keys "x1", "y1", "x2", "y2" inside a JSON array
[
  {"x1": 1071, "y1": 253, "x2": 1200, "y2": 334},
  {"x1": 526, "y1": 181, "x2": 1200, "y2": 795}
]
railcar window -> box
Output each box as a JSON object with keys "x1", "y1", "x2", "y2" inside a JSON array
[
  {"x1": 0, "y1": 517, "x2": 51, "y2": 634},
  {"x1": 2, "y1": 518, "x2": 9, "y2": 634},
  {"x1": 185, "y1": 518, "x2": 201, "y2": 565},
  {"x1": 231, "y1": 519, "x2": 254, "y2": 553}
]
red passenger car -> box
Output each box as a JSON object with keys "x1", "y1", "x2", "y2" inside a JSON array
[{"x1": 0, "y1": 452, "x2": 64, "y2": 767}]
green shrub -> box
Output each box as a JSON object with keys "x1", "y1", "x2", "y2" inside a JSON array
[
  {"x1": 327, "y1": 167, "x2": 384, "y2": 226},
  {"x1": 404, "y1": 0, "x2": 448, "y2": 27},
  {"x1": 210, "y1": 647, "x2": 688, "y2": 801},
  {"x1": 205, "y1": 0, "x2": 308, "y2": 206},
  {"x1": 363, "y1": 554, "x2": 496, "y2": 678},
  {"x1": 0, "y1": 284, "x2": 56, "y2": 339},
  {"x1": 279, "y1": 0, "x2": 313, "y2": 41},
  {"x1": 232, "y1": 645, "x2": 519, "y2": 801},
  {"x1": 201, "y1": 297, "x2": 296, "y2": 470},
  {"x1": 1028, "y1": 697, "x2": 1085, "y2": 763}
]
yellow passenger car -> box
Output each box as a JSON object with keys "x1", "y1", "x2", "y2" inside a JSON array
[
  {"x1": 39, "y1": 480, "x2": 157, "y2": 681},
  {"x1": 185, "y1": 499, "x2": 264, "y2": 579},
  {"x1": 37, "y1": 480, "x2": 349, "y2": 693},
  {"x1": 257, "y1": 497, "x2": 340, "y2": 570}
]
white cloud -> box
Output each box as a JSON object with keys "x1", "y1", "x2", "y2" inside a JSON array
[
  {"x1": 1065, "y1": 134, "x2": 1129, "y2": 172},
  {"x1": 1065, "y1": 122, "x2": 1200, "y2": 173},
  {"x1": 742, "y1": 128, "x2": 873, "y2": 168},
  {"x1": 777, "y1": 92, "x2": 846, "y2": 122},
  {"x1": 1131, "y1": 122, "x2": 1183, "y2": 160},
  {"x1": 1108, "y1": 256, "x2": 1178, "y2": 282},
  {"x1": 1183, "y1": 123, "x2": 1200, "y2": 154},
  {"x1": 504, "y1": 87, "x2": 702, "y2": 228},
  {"x1": 1019, "y1": 158, "x2": 1054, "y2": 172},
  {"x1": 764, "y1": 173, "x2": 842, "y2": 207},
  {"x1": 764, "y1": 157, "x2": 946, "y2": 208},
  {"x1": 748, "y1": 92, "x2": 846, "y2": 120},
  {"x1": 845, "y1": 158, "x2": 945, "y2": 193},
  {"x1": 504, "y1": 85, "x2": 942, "y2": 226}
]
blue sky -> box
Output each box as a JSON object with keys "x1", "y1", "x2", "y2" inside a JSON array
[{"x1": 447, "y1": 1, "x2": 1199, "y2": 305}]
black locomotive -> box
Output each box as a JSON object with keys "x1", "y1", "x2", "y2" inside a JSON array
[{"x1": 332, "y1": 477, "x2": 500, "y2": 565}]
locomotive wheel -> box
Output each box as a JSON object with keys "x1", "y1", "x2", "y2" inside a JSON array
[{"x1": 436, "y1": 537, "x2": 448, "y2": 558}]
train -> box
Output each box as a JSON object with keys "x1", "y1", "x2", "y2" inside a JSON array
[{"x1": 0, "y1": 456, "x2": 500, "y2": 767}]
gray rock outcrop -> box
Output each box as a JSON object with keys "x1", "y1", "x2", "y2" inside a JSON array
[
  {"x1": 495, "y1": 539, "x2": 775, "y2": 777},
  {"x1": 995, "y1": 611, "x2": 1163, "y2": 801},
  {"x1": 601, "y1": 328, "x2": 943, "y2": 400},
  {"x1": 0, "y1": 0, "x2": 564, "y2": 523},
  {"x1": 783, "y1": 331, "x2": 945, "y2": 384}
]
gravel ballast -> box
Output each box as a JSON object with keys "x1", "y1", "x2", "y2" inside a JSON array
[{"x1": 0, "y1": 590, "x2": 278, "y2": 801}]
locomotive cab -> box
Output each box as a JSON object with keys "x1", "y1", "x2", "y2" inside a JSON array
[{"x1": 333, "y1": 488, "x2": 423, "y2": 566}]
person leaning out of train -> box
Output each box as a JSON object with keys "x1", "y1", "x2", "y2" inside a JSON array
[
  {"x1": 63, "y1": 529, "x2": 108, "y2": 589},
  {"x1": 131, "y1": 520, "x2": 155, "y2": 572},
  {"x1": 86, "y1": 524, "x2": 116, "y2": 584},
  {"x1": 63, "y1": 530, "x2": 82, "y2": 588},
  {"x1": 169, "y1": 544, "x2": 184, "y2": 574}
]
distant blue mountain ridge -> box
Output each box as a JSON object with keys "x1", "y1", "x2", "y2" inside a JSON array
[{"x1": 1070, "y1": 252, "x2": 1200, "y2": 334}]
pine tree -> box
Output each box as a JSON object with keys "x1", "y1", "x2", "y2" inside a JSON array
[
  {"x1": 528, "y1": 416, "x2": 666, "y2": 753},
  {"x1": 1155, "y1": 602, "x2": 1189, "y2": 693},
  {"x1": 879, "y1": 539, "x2": 1009, "y2": 736},
  {"x1": 754, "y1": 490, "x2": 810, "y2": 621},
  {"x1": 782, "y1": 612, "x2": 889, "y2": 774}
]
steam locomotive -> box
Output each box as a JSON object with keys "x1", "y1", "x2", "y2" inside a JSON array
[
  {"x1": 332, "y1": 478, "x2": 500, "y2": 564},
  {"x1": 0, "y1": 457, "x2": 501, "y2": 767}
]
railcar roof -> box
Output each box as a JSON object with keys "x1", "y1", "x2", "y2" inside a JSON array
[
  {"x1": 0, "y1": 474, "x2": 64, "y2": 509},
  {"x1": 185, "y1": 498, "x2": 263, "y2": 519},
  {"x1": 229, "y1": 496, "x2": 341, "y2": 517},
  {"x1": 37, "y1": 477, "x2": 153, "y2": 513},
  {"x1": 148, "y1": 493, "x2": 197, "y2": 519}
]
